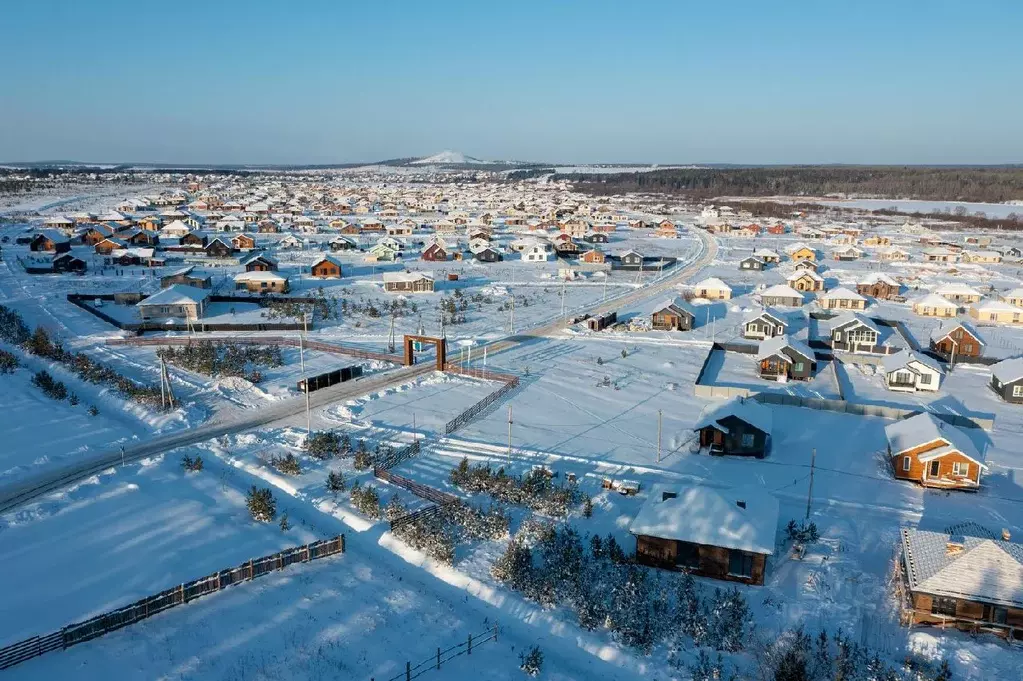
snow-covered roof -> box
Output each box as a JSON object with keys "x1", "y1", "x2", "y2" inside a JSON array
[
  {"x1": 911, "y1": 293, "x2": 957, "y2": 309},
  {"x1": 929, "y1": 319, "x2": 984, "y2": 345},
  {"x1": 162, "y1": 265, "x2": 195, "y2": 278},
  {"x1": 742, "y1": 307, "x2": 786, "y2": 326},
  {"x1": 383, "y1": 271, "x2": 434, "y2": 283},
  {"x1": 884, "y1": 413, "x2": 980, "y2": 462},
  {"x1": 693, "y1": 277, "x2": 731, "y2": 292},
  {"x1": 971, "y1": 299, "x2": 1023, "y2": 314},
  {"x1": 819, "y1": 286, "x2": 866, "y2": 302},
  {"x1": 935, "y1": 283, "x2": 982, "y2": 297},
  {"x1": 692, "y1": 397, "x2": 773, "y2": 436},
  {"x1": 830, "y1": 312, "x2": 879, "y2": 334},
  {"x1": 761, "y1": 284, "x2": 804, "y2": 299},
  {"x1": 629, "y1": 483, "x2": 779, "y2": 556},
  {"x1": 859, "y1": 272, "x2": 899, "y2": 286},
  {"x1": 881, "y1": 349, "x2": 942, "y2": 375},
  {"x1": 137, "y1": 284, "x2": 210, "y2": 307},
  {"x1": 234, "y1": 271, "x2": 287, "y2": 282},
  {"x1": 752, "y1": 248, "x2": 780, "y2": 258},
  {"x1": 901, "y1": 528, "x2": 1023, "y2": 609},
  {"x1": 992, "y1": 357, "x2": 1023, "y2": 385},
  {"x1": 655, "y1": 296, "x2": 697, "y2": 318},
  {"x1": 756, "y1": 334, "x2": 813, "y2": 362}
]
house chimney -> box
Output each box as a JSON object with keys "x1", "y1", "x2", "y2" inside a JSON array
[
  {"x1": 1003, "y1": 528, "x2": 1012, "y2": 542},
  {"x1": 946, "y1": 535, "x2": 965, "y2": 556},
  {"x1": 736, "y1": 500, "x2": 747, "y2": 509}
]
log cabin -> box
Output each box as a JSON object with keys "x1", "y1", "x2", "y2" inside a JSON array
[
  {"x1": 630, "y1": 483, "x2": 779, "y2": 586},
  {"x1": 885, "y1": 413, "x2": 985, "y2": 490},
  {"x1": 857, "y1": 273, "x2": 900, "y2": 300},
  {"x1": 899, "y1": 527, "x2": 1023, "y2": 641},
  {"x1": 310, "y1": 255, "x2": 343, "y2": 279}
]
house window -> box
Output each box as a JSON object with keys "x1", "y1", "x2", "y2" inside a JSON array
[
  {"x1": 1013, "y1": 385, "x2": 1023, "y2": 397},
  {"x1": 962, "y1": 344, "x2": 972, "y2": 353},
  {"x1": 902, "y1": 456, "x2": 911, "y2": 472},
  {"x1": 952, "y1": 462, "x2": 969, "y2": 477},
  {"x1": 793, "y1": 362, "x2": 804, "y2": 372},
  {"x1": 931, "y1": 597, "x2": 957, "y2": 617},
  {"x1": 676, "y1": 541, "x2": 700, "y2": 569},
  {"x1": 919, "y1": 374, "x2": 932, "y2": 385},
  {"x1": 928, "y1": 461, "x2": 940, "y2": 477},
  {"x1": 728, "y1": 551, "x2": 754, "y2": 578},
  {"x1": 991, "y1": 606, "x2": 1008, "y2": 624},
  {"x1": 741, "y1": 433, "x2": 755, "y2": 448},
  {"x1": 895, "y1": 371, "x2": 913, "y2": 385}
]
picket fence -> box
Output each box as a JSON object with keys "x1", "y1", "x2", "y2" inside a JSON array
[{"x1": 0, "y1": 535, "x2": 346, "y2": 671}]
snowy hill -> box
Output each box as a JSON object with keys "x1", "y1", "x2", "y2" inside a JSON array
[{"x1": 410, "y1": 150, "x2": 489, "y2": 165}]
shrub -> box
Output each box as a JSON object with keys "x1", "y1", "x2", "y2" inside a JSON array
[
  {"x1": 182, "y1": 455, "x2": 204, "y2": 472},
  {"x1": 246, "y1": 486, "x2": 277, "y2": 522},
  {"x1": 87, "y1": 404, "x2": 99, "y2": 416},
  {"x1": 350, "y1": 482, "x2": 381, "y2": 519},
  {"x1": 353, "y1": 446, "x2": 373, "y2": 471},
  {"x1": 326, "y1": 469, "x2": 346, "y2": 495},
  {"x1": 519, "y1": 646, "x2": 543, "y2": 677},
  {"x1": 0, "y1": 349, "x2": 18, "y2": 374},
  {"x1": 68, "y1": 392, "x2": 79, "y2": 406},
  {"x1": 271, "y1": 452, "x2": 301, "y2": 475},
  {"x1": 306, "y1": 430, "x2": 341, "y2": 459},
  {"x1": 31, "y1": 370, "x2": 68, "y2": 400},
  {"x1": 279, "y1": 512, "x2": 290, "y2": 532}
]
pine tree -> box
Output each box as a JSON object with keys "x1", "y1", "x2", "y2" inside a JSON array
[
  {"x1": 326, "y1": 469, "x2": 346, "y2": 495},
  {"x1": 87, "y1": 404, "x2": 99, "y2": 416},
  {"x1": 590, "y1": 534, "x2": 604, "y2": 559},
  {"x1": 934, "y1": 659, "x2": 953, "y2": 681},
  {"x1": 519, "y1": 645, "x2": 543, "y2": 677},
  {"x1": 279, "y1": 512, "x2": 290, "y2": 532},
  {"x1": 676, "y1": 571, "x2": 707, "y2": 644},
  {"x1": 246, "y1": 486, "x2": 277, "y2": 522},
  {"x1": 582, "y1": 496, "x2": 593, "y2": 518},
  {"x1": 339, "y1": 432, "x2": 352, "y2": 456}
]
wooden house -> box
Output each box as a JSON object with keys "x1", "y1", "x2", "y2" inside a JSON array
[
  {"x1": 794, "y1": 259, "x2": 820, "y2": 273},
  {"x1": 204, "y1": 237, "x2": 234, "y2": 258},
  {"x1": 911, "y1": 293, "x2": 959, "y2": 318},
  {"x1": 630, "y1": 483, "x2": 779, "y2": 586},
  {"x1": 829, "y1": 313, "x2": 882, "y2": 353},
  {"x1": 241, "y1": 253, "x2": 278, "y2": 272},
  {"x1": 929, "y1": 321, "x2": 984, "y2": 360},
  {"x1": 234, "y1": 271, "x2": 290, "y2": 293},
  {"x1": 857, "y1": 273, "x2": 900, "y2": 300},
  {"x1": 30, "y1": 230, "x2": 71, "y2": 254},
  {"x1": 124, "y1": 230, "x2": 158, "y2": 247},
  {"x1": 742, "y1": 308, "x2": 787, "y2": 340},
  {"x1": 969, "y1": 300, "x2": 1023, "y2": 325},
  {"x1": 582, "y1": 232, "x2": 609, "y2": 244},
  {"x1": 882, "y1": 350, "x2": 943, "y2": 392},
  {"x1": 310, "y1": 255, "x2": 343, "y2": 279},
  {"x1": 818, "y1": 287, "x2": 868, "y2": 311},
  {"x1": 899, "y1": 527, "x2": 1023, "y2": 640},
  {"x1": 739, "y1": 255, "x2": 764, "y2": 271},
  {"x1": 693, "y1": 397, "x2": 773, "y2": 458},
  {"x1": 580, "y1": 249, "x2": 606, "y2": 265},
  {"x1": 474, "y1": 246, "x2": 503, "y2": 263},
  {"x1": 877, "y1": 247, "x2": 911, "y2": 262},
  {"x1": 963, "y1": 250, "x2": 1002, "y2": 264},
  {"x1": 232, "y1": 234, "x2": 257, "y2": 250},
  {"x1": 80, "y1": 224, "x2": 115, "y2": 245},
  {"x1": 95, "y1": 238, "x2": 127, "y2": 255},
  {"x1": 179, "y1": 231, "x2": 207, "y2": 248},
  {"x1": 691, "y1": 277, "x2": 732, "y2": 301},
  {"x1": 136, "y1": 285, "x2": 209, "y2": 321},
  {"x1": 886, "y1": 413, "x2": 984, "y2": 490},
  {"x1": 328, "y1": 235, "x2": 358, "y2": 252},
  {"x1": 786, "y1": 270, "x2": 824, "y2": 293},
  {"x1": 160, "y1": 265, "x2": 211, "y2": 289},
  {"x1": 760, "y1": 284, "x2": 804, "y2": 308},
  {"x1": 756, "y1": 335, "x2": 815, "y2": 381},
  {"x1": 51, "y1": 253, "x2": 86, "y2": 273},
  {"x1": 421, "y1": 243, "x2": 449, "y2": 262},
  {"x1": 990, "y1": 358, "x2": 1023, "y2": 404},
  {"x1": 383, "y1": 272, "x2": 434, "y2": 293},
  {"x1": 651, "y1": 297, "x2": 697, "y2": 331}
]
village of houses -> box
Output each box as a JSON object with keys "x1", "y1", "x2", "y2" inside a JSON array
[{"x1": 2, "y1": 166, "x2": 1023, "y2": 680}]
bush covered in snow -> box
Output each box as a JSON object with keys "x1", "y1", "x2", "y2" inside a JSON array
[
  {"x1": 519, "y1": 645, "x2": 543, "y2": 676},
  {"x1": 785, "y1": 520, "x2": 820, "y2": 545},
  {"x1": 449, "y1": 457, "x2": 581, "y2": 516},
  {"x1": 390, "y1": 501, "x2": 509, "y2": 566},
  {"x1": 31, "y1": 370, "x2": 68, "y2": 400},
  {"x1": 271, "y1": 452, "x2": 301, "y2": 475},
  {"x1": 157, "y1": 341, "x2": 282, "y2": 383},
  {"x1": 0, "y1": 304, "x2": 30, "y2": 345},
  {"x1": 326, "y1": 469, "x2": 346, "y2": 495},
  {"x1": 246, "y1": 486, "x2": 277, "y2": 522},
  {"x1": 306, "y1": 430, "x2": 345, "y2": 459},
  {"x1": 350, "y1": 482, "x2": 381, "y2": 518},
  {"x1": 353, "y1": 439, "x2": 372, "y2": 470},
  {"x1": 0, "y1": 349, "x2": 18, "y2": 374},
  {"x1": 181, "y1": 454, "x2": 204, "y2": 472}
]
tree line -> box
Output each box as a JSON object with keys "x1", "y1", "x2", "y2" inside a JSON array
[{"x1": 566, "y1": 166, "x2": 1023, "y2": 203}]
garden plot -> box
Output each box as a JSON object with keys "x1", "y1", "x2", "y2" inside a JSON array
[
  {"x1": 0, "y1": 452, "x2": 318, "y2": 649},
  {"x1": 699, "y1": 347, "x2": 842, "y2": 399},
  {"x1": 0, "y1": 361, "x2": 141, "y2": 485}
]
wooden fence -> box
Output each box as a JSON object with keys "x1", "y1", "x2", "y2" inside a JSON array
[
  {"x1": 373, "y1": 468, "x2": 459, "y2": 507},
  {"x1": 371, "y1": 624, "x2": 499, "y2": 681},
  {"x1": 443, "y1": 372, "x2": 521, "y2": 435},
  {"x1": 0, "y1": 535, "x2": 346, "y2": 671},
  {"x1": 374, "y1": 440, "x2": 423, "y2": 471},
  {"x1": 105, "y1": 335, "x2": 401, "y2": 363}
]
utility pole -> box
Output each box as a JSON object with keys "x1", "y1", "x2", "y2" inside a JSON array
[
  {"x1": 508, "y1": 297, "x2": 515, "y2": 334},
  {"x1": 300, "y1": 335, "x2": 311, "y2": 437},
  {"x1": 388, "y1": 313, "x2": 396, "y2": 354},
  {"x1": 560, "y1": 278, "x2": 566, "y2": 322},
  {"x1": 507, "y1": 405, "x2": 513, "y2": 454},
  {"x1": 805, "y1": 448, "x2": 816, "y2": 521},
  {"x1": 657, "y1": 409, "x2": 662, "y2": 463},
  {"x1": 412, "y1": 412, "x2": 417, "y2": 443}
]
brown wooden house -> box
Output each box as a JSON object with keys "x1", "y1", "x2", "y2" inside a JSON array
[
  {"x1": 310, "y1": 255, "x2": 343, "y2": 279},
  {"x1": 30, "y1": 231, "x2": 71, "y2": 254},
  {"x1": 929, "y1": 321, "x2": 984, "y2": 360},
  {"x1": 693, "y1": 397, "x2": 772, "y2": 458},
  {"x1": 899, "y1": 527, "x2": 1023, "y2": 640},
  {"x1": 241, "y1": 253, "x2": 279, "y2": 272},
  {"x1": 857, "y1": 273, "x2": 900, "y2": 300},
  {"x1": 651, "y1": 297, "x2": 696, "y2": 331},
  {"x1": 631, "y1": 483, "x2": 779, "y2": 586},
  {"x1": 204, "y1": 237, "x2": 234, "y2": 258},
  {"x1": 422, "y1": 243, "x2": 449, "y2": 261},
  {"x1": 756, "y1": 335, "x2": 815, "y2": 381},
  {"x1": 885, "y1": 413, "x2": 985, "y2": 490}
]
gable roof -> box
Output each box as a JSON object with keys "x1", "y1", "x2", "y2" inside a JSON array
[
  {"x1": 858, "y1": 272, "x2": 899, "y2": 286},
  {"x1": 882, "y1": 349, "x2": 942, "y2": 375},
  {"x1": 311, "y1": 254, "x2": 344, "y2": 268},
  {"x1": 693, "y1": 277, "x2": 731, "y2": 292},
  {"x1": 654, "y1": 296, "x2": 697, "y2": 319},
  {"x1": 629, "y1": 484, "x2": 779, "y2": 555},
  {"x1": 137, "y1": 284, "x2": 210, "y2": 307},
  {"x1": 884, "y1": 412, "x2": 980, "y2": 463},
  {"x1": 911, "y1": 293, "x2": 958, "y2": 309},
  {"x1": 991, "y1": 357, "x2": 1023, "y2": 385},
  {"x1": 756, "y1": 334, "x2": 814, "y2": 363},
  {"x1": 819, "y1": 286, "x2": 866, "y2": 302},
  {"x1": 742, "y1": 307, "x2": 786, "y2": 327},
  {"x1": 761, "y1": 284, "x2": 804, "y2": 299},
  {"x1": 830, "y1": 311, "x2": 879, "y2": 334},
  {"x1": 902, "y1": 528, "x2": 1023, "y2": 608},
  {"x1": 693, "y1": 396, "x2": 773, "y2": 436},
  {"x1": 929, "y1": 319, "x2": 984, "y2": 345}
]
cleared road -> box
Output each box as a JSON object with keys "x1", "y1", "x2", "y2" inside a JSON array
[{"x1": 0, "y1": 229, "x2": 716, "y2": 513}]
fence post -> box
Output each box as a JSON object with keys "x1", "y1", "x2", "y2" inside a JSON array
[
  {"x1": 467, "y1": 633, "x2": 472, "y2": 655},
  {"x1": 437, "y1": 646, "x2": 441, "y2": 670},
  {"x1": 406, "y1": 660, "x2": 411, "y2": 681},
  {"x1": 249, "y1": 559, "x2": 254, "y2": 580},
  {"x1": 494, "y1": 622, "x2": 498, "y2": 641},
  {"x1": 340, "y1": 534, "x2": 346, "y2": 554},
  {"x1": 179, "y1": 584, "x2": 185, "y2": 604}
]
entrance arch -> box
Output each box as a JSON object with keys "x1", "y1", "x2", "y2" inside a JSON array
[{"x1": 403, "y1": 335, "x2": 447, "y2": 369}]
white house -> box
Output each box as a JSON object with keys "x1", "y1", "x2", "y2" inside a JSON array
[
  {"x1": 882, "y1": 350, "x2": 943, "y2": 392},
  {"x1": 522, "y1": 243, "x2": 553, "y2": 263}
]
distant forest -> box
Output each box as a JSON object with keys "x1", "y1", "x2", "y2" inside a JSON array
[{"x1": 566, "y1": 166, "x2": 1023, "y2": 203}]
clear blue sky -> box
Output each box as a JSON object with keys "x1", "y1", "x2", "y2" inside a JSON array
[{"x1": 2, "y1": 0, "x2": 1021, "y2": 165}]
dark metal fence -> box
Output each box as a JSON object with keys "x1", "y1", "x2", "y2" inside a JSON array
[
  {"x1": 443, "y1": 372, "x2": 521, "y2": 435},
  {"x1": 374, "y1": 440, "x2": 423, "y2": 470},
  {"x1": 371, "y1": 625, "x2": 499, "y2": 681},
  {"x1": 106, "y1": 335, "x2": 401, "y2": 363},
  {"x1": 0, "y1": 535, "x2": 345, "y2": 671}
]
